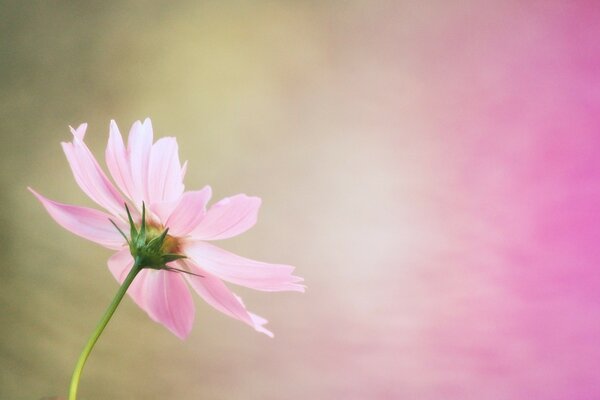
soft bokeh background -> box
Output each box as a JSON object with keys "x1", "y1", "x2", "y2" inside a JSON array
[{"x1": 2, "y1": 1, "x2": 600, "y2": 399}]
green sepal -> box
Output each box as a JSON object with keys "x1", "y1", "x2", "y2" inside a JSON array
[
  {"x1": 124, "y1": 203, "x2": 137, "y2": 242},
  {"x1": 109, "y1": 219, "x2": 130, "y2": 245},
  {"x1": 137, "y1": 202, "x2": 147, "y2": 247},
  {"x1": 146, "y1": 228, "x2": 169, "y2": 251},
  {"x1": 164, "y1": 266, "x2": 204, "y2": 278},
  {"x1": 162, "y1": 253, "x2": 187, "y2": 263},
  {"x1": 111, "y1": 203, "x2": 187, "y2": 271}
]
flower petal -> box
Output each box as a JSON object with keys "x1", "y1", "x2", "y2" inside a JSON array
[
  {"x1": 108, "y1": 250, "x2": 192, "y2": 339},
  {"x1": 164, "y1": 186, "x2": 212, "y2": 236},
  {"x1": 183, "y1": 240, "x2": 305, "y2": 292},
  {"x1": 143, "y1": 269, "x2": 195, "y2": 339},
  {"x1": 248, "y1": 312, "x2": 274, "y2": 338},
  {"x1": 29, "y1": 188, "x2": 126, "y2": 250},
  {"x1": 61, "y1": 124, "x2": 127, "y2": 216},
  {"x1": 147, "y1": 137, "x2": 184, "y2": 204},
  {"x1": 127, "y1": 119, "x2": 153, "y2": 206},
  {"x1": 184, "y1": 263, "x2": 252, "y2": 324},
  {"x1": 107, "y1": 249, "x2": 149, "y2": 310},
  {"x1": 70, "y1": 123, "x2": 86, "y2": 141},
  {"x1": 181, "y1": 160, "x2": 188, "y2": 181},
  {"x1": 190, "y1": 194, "x2": 261, "y2": 240},
  {"x1": 150, "y1": 199, "x2": 179, "y2": 226},
  {"x1": 105, "y1": 120, "x2": 136, "y2": 201},
  {"x1": 183, "y1": 261, "x2": 273, "y2": 336}
]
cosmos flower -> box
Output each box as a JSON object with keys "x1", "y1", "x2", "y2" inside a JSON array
[{"x1": 29, "y1": 119, "x2": 304, "y2": 339}]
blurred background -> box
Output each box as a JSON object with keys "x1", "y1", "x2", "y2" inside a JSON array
[{"x1": 2, "y1": 1, "x2": 600, "y2": 399}]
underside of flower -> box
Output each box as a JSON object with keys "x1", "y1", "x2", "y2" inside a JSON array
[
  {"x1": 30, "y1": 119, "x2": 304, "y2": 340},
  {"x1": 111, "y1": 203, "x2": 185, "y2": 271}
]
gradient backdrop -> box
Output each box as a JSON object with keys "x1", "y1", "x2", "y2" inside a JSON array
[{"x1": 2, "y1": 1, "x2": 600, "y2": 399}]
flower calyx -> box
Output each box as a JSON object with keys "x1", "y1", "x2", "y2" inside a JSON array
[{"x1": 110, "y1": 203, "x2": 186, "y2": 270}]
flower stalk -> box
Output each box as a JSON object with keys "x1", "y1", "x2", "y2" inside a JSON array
[
  {"x1": 69, "y1": 203, "x2": 184, "y2": 400},
  {"x1": 68, "y1": 258, "x2": 142, "y2": 400}
]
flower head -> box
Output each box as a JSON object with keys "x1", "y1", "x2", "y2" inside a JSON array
[{"x1": 29, "y1": 119, "x2": 304, "y2": 339}]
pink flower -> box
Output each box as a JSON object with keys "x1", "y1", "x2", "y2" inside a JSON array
[{"x1": 29, "y1": 119, "x2": 304, "y2": 339}]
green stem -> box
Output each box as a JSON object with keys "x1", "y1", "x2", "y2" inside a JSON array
[{"x1": 68, "y1": 259, "x2": 142, "y2": 400}]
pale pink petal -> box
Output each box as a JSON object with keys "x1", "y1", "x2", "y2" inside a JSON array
[
  {"x1": 190, "y1": 194, "x2": 261, "y2": 240},
  {"x1": 143, "y1": 269, "x2": 195, "y2": 339},
  {"x1": 181, "y1": 161, "x2": 188, "y2": 181},
  {"x1": 127, "y1": 119, "x2": 153, "y2": 206},
  {"x1": 105, "y1": 120, "x2": 136, "y2": 201},
  {"x1": 184, "y1": 263, "x2": 253, "y2": 324},
  {"x1": 107, "y1": 249, "x2": 149, "y2": 310},
  {"x1": 147, "y1": 137, "x2": 184, "y2": 204},
  {"x1": 183, "y1": 261, "x2": 273, "y2": 336},
  {"x1": 29, "y1": 188, "x2": 126, "y2": 250},
  {"x1": 69, "y1": 123, "x2": 87, "y2": 141},
  {"x1": 164, "y1": 186, "x2": 212, "y2": 236},
  {"x1": 248, "y1": 312, "x2": 274, "y2": 337},
  {"x1": 231, "y1": 293, "x2": 274, "y2": 337},
  {"x1": 150, "y1": 199, "x2": 179, "y2": 226},
  {"x1": 61, "y1": 124, "x2": 126, "y2": 217},
  {"x1": 183, "y1": 240, "x2": 305, "y2": 292}
]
